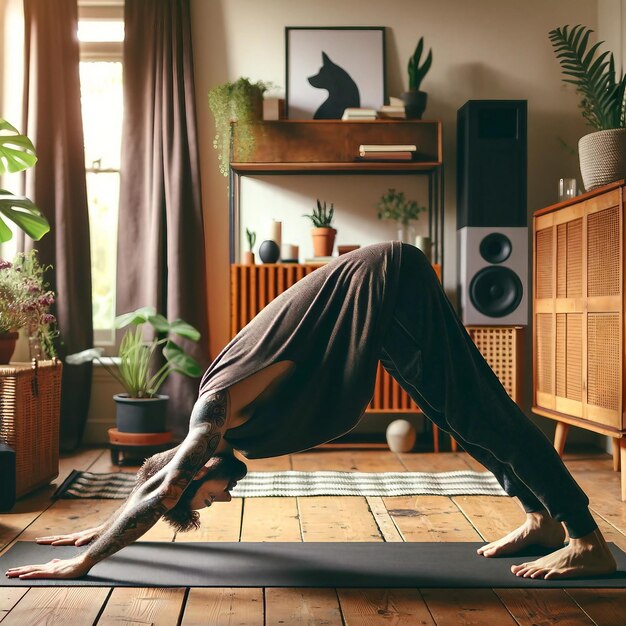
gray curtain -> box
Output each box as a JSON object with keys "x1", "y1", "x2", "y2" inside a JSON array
[
  {"x1": 22, "y1": 0, "x2": 93, "y2": 451},
  {"x1": 117, "y1": 0, "x2": 209, "y2": 439}
]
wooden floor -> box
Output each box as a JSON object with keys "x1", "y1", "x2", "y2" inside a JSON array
[{"x1": 1, "y1": 446, "x2": 625, "y2": 625}]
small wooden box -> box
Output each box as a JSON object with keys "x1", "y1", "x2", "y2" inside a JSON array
[{"x1": 0, "y1": 360, "x2": 62, "y2": 497}]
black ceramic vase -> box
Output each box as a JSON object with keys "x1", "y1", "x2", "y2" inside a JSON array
[{"x1": 259, "y1": 240, "x2": 280, "y2": 263}]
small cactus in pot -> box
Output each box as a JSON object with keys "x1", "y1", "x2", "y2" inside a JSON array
[
  {"x1": 303, "y1": 199, "x2": 336, "y2": 257},
  {"x1": 243, "y1": 228, "x2": 256, "y2": 265}
]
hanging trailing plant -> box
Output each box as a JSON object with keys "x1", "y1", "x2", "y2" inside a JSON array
[{"x1": 208, "y1": 78, "x2": 268, "y2": 176}]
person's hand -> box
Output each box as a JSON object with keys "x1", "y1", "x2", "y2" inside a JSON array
[
  {"x1": 5, "y1": 555, "x2": 91, "y2": 580},
  {"x1": 35, "y1": 526, "x2": 102, "y2": 546}
]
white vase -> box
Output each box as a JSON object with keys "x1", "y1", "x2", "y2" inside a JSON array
[{"x1": 397, "y1": 221, "x2": 416, "y2": 244}]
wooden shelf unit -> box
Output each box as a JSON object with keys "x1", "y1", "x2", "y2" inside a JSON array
[
  {"x1": 532, "y1": 180, "x2": 626, "y2": 500},
  {"x1": 228, "y1": 119, "x2": 444, "y2": 267}
]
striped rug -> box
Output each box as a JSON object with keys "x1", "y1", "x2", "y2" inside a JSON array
[{"x1": 54, "y1": 469, "x2": 508, "y2": 499}]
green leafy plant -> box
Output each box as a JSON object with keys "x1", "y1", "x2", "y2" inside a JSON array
[
  {"x1": 208, "y1": 78, "x2": 268, "y2": 176},
  {"x1": 377, "y1": 188, "x2": 426, "y2": 225},
  {"x1": 0, "y1": 119, "x2": 50, "y2": 242},
  {"x1": 549, "y1": 24, "x2": 626, "y2": 130},
  {"x1": 408, "y1": 37, "x2": 433, "y2": 91},
  {"x1": 303, "y1": 199, "x2": 335, "y2": 228},
  {"x1": 246, "y1": 228, "x2": 256, "y2": 251},
  {"x1": 70, "y1": 307, "x2": 202, "y2": 398}
]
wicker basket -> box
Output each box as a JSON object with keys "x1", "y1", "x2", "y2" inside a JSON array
[{"x1": 0, "y1": 359, "x2": 62, "y2": 497}]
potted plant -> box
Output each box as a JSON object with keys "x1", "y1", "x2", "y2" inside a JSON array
[
  {"x1": 376, "y1": 188, "x2": 426, "y2": 244},
  {"x1": 549, "y1": 24, "x2": 626, "y2": 190},
  {"x1": 0, "y1": 119, "x2": 50, "y2": 243},
  {"x1": 208, "y1": 77, "x2": 268, "y2": 177},
  {"x1": 0, "y1": 251, "x2": 57, "y2": 363},
  {"x1": 244, "y1": 228, "x2": 256, "y2": 265},
  {"x1": 303, "y1": 199, "x2": 336, "y2": 257},
  {"x1": 401, "y1": 37, "x2": 433, "y2": 119},
  {"x1": 71, "y1": 307, "x2": 202, "y2": 433}
]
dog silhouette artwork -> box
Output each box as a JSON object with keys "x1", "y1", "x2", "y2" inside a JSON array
[{"x1": 308, "y1": 52, "x2": 360, "y2": 119}]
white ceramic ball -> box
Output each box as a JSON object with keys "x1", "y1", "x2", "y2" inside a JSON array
[{"x1": 386, "y1": 419, "x2": 416, "y2": 453}]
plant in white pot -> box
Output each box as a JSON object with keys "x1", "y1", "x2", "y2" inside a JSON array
[
  {"x1": 549, "y1": 25, "x2": 626, "y2": 191},
  {"x1": 70, "y1": 307, "x2": 202, "y2": 434}
]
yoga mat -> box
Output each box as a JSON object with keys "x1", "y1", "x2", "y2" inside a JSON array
[{"x1": 2, "y1": 542, "x2": 625, "y2": 588}]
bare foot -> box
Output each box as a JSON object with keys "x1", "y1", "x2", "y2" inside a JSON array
[
  {"x1": 477, "y1": 511, "x2": 565, "y2": 557},
  {"x1": 511, "y1": 528, "x2": 617, "y2": 579}
]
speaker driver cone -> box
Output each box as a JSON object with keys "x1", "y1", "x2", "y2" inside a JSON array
[
  {"x1": 479, "y1": 232, "x2": 512, "y2": 263},
  {"x1": 469, "y1": 266, "x2": 523, "y2": 317}
]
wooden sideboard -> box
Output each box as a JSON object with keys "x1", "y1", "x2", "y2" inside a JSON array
[{"x1": 533, "y1": 180, "x2": 626, "y2": 500}]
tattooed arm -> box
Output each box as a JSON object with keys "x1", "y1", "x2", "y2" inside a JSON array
[{"x1": 5, "y1": 392, "x2": 228, "y2": 580}]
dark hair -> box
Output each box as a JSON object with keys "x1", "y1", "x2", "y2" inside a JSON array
[{"x1": 135, "y1": 446, "x2": 247, "y2": 533}]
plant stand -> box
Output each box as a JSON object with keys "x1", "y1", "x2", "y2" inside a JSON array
[{"x1": 108, "y1": 428, "x2": 174, "y2": 466}]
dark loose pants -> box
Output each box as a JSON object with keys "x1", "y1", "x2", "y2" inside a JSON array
[{"x1": 379, "y1": 244, "x2": 596, "y2": 538}]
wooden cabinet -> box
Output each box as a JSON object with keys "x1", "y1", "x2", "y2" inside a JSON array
[{"x1": 533, "y1": 180, "x2": 626, "y2": 499}]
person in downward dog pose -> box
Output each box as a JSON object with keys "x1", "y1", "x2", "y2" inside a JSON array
[{"x1": 6, "y1": 242, "x2": 616, "y2": 580}]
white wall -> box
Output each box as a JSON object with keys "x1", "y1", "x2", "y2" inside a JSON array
[{"x1": 192, "y1": 0, "x2": 597, "y2": 361}]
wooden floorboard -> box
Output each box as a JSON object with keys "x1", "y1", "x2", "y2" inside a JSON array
[{"x1": 1, "y1": 447, "x2": 625, "y2": 625}]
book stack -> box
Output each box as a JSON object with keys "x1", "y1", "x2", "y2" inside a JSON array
[
  {"x1": 342, "y1": 107, "x2": 377, "y2": 121},
  {"x1": 358, "y1": 144, "x2": 417, "y2": 161},
  {"x1": 377, "y1": 104, "x2": 406, "y2": 119}
]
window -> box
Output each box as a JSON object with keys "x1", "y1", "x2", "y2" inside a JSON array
[{"x1": 78, "y1": 3, "x2": 123, "y2": 348}]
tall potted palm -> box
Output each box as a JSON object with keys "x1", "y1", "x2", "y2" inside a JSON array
[{"x1": 549, "y1": 25, "x2": 626, "y2": 190}]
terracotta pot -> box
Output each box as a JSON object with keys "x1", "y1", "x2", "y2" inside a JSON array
[
  {"x1": 311, "y1": 227, "x2": 337, "y2": 257},
  {"x1": 0, "y1": 332, "x2": 19, "y2": 365},
  {"x1": 243, "y1": 251, "x2": 255, "y2": 265},
  {"x1": 579, "y1": 128, "x2": 626, "y2": 191},
  {"x1": 114, "y1": 394, "x2": 169, "y2": 433}
]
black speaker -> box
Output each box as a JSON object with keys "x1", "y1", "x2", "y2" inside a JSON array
[
  {"x1": 457, "y1": 100, "x2": 527, "y2": 228},
  {"x1": 0, "y1": 443, "x2": 16, "y2": 511}
]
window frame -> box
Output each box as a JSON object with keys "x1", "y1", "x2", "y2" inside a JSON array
[{"x1": 78, "y1": 2, "x2": 123, "y2": 351}]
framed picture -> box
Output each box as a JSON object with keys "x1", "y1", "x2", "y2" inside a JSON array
[{"x1": 286, "y1": 26, "x2": 386, "y2": 120}]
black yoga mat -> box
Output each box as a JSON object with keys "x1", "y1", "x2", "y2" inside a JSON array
[{"x1": 2, "y1": 542, "x2": 625, "y2": 588}]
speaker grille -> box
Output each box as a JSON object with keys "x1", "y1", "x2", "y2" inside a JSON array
[
  {"x1": 536, "y1": 313, "x2": 553, "y2": 394},
  {"x1": 536, "y1": 228, "x2": 553, "y2": 299},
  {"x1": 587, "y1": 313, "x2": 620, "y2": 410},
  {"x1": 557, "y1": 219, "x2": 583, "y2": 298},
  {"x1": 466, "y1": 326, "x2": 521, "y2": 402},
  {"x1": 588, "y1": 206, "x2": 620, "y2": 297}
]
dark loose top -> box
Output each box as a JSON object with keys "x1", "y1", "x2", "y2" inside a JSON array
[{"x1": 199, "y1": 241, "x2": 403, "y2": 458}]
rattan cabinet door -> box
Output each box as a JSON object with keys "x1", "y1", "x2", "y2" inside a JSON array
[{"x1": 533, "y1": 187, "x2": 623, "y2": 430}]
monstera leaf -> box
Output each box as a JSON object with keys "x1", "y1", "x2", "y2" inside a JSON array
[{"x1": 0, "y1": 119, "x2": 49, "y2": 242}]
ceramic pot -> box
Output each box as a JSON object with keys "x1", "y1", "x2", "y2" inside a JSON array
[
  {"x1": 259, "y1": 240, "x2": 280, "y2": 263},
  {"x1": 0, "y1": 332, "x2": 18, "y2": 364},
  {"x1": 114, "y1": 394, "x2": 169, "y2": 433},
  {"x1": 578, "y1": 128, "x2": 626, "y2": 191},
  {"x1": 311, "y1": 227, "x2": 337, "y2": 257},
  {"x1": 401, "y1": 90, "x2": 428, "y2": 119},
  {"x1": 243, "y1": 251, "x2": 255, "y2": 265}
]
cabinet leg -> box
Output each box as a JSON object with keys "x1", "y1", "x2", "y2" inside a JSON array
[
  {"x1": 554, "y1": 422, "x2": 569, "y2": 457},
  {"x1": 621, "y1": 439, "x2": 626, "y2": 502},
  {"x1": 612, "y1": 438, "x2": 621, "y2": 472}
]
